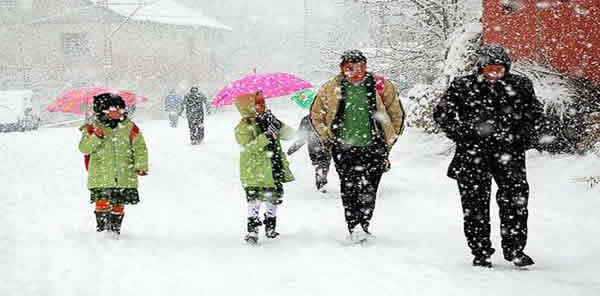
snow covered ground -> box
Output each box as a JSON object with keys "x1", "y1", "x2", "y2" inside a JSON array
[{"x1": 2, "y1": 103, "x2": 600, "y2": 296}]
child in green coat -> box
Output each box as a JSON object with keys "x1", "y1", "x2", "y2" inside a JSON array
[
  {"x1": 79, "y1": 93, "x2": 148, "y2": 236},
  {"x1": 234, "y1": 91, "x2": 295, "y2": 244}
]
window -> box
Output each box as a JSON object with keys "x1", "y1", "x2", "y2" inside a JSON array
[
  {"x1": 500, "y1": 0, "x2": 522, "y2": 15},
  {"x1": 62, "y1": 32, "x2": 90, "y2": 59},
  {"x1": 0, "y1": 0, "x2": 16, "y2": 8}
]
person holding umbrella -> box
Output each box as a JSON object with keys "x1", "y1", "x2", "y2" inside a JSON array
[
  {"x1": 311, "y1": 50, "x2": 405, "y2": 242},
  {"x1": 234, "y1": 91, "x2": 295, "y2": 245},
  {"x1": 79, "y1": 93, "x2": 149, "y2": 237}
]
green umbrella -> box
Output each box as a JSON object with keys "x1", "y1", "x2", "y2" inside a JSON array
[{"x1": 290, "y1": 89, "x2": 317, "y2": 109}]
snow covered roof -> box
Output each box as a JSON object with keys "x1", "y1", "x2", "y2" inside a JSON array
[{"x1": 91, "y1": 0, "x2": 232, "y2": 31}]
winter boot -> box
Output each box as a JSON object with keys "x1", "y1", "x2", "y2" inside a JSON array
[
  {"x1": 244, "y1": 217, "x2": 262, "y2": 245},
  {"x1": 94, "y1": 211, "x2": 109, "y2": 232},
  {"x1": 473, "y1": 248, "x2": 495, "y2": 267},
  {"x1": 472, "y1": 256, "x2": 493, "y2": 268},
  {"x1": 264, "y1": 214, "x2": 280, "y2": 239},
  {"x1": 361, "y1": 222, "x2": 371, "y2": 235},
  {"x1": 349, "y1": 227, "x2": 371, "y2": 244},
  {"x1": 109, "y1": 212, "x2": 125, "y2": 236},
  {"x1": 315, "y1": 168, "x2": 328, "y2": 192},
  {"x1": 506, "y1": 252, "x2": 535, "y2": 268}
]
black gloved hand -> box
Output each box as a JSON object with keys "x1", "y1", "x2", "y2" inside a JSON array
[
  {"x1": 266, "y1": 124, "x2": 279, "y2": 140},
  {"x1": 256, "y1": 112, "x2": 270, "y2": 133},
  {"x1": 450, "y1": 122, "x2": 477, "y2": 142},
  {"x1": 263, "y1": 110, "x2": 283, "y2": 130}
]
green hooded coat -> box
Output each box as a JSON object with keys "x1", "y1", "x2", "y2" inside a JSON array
[
  {"x1": 234, "y1": 94, "x2": 295, "y2": 188},
  {"x1": 79, "y1": 119, "x2": 148, "y2": 189}
]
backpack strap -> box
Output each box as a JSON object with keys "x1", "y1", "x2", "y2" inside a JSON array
[
  {"x1": 130, "y1": 124, "x2": 139, "y2": 142},
  {"x1": 375, "y1": 75, "x2": 385, "y2": 102},
  {"x1": 85, "y1": 124, "x2": 95, "y2": 135},
  {"x1": 84, "y1": 124, "x2": 94, "y2": 171}
]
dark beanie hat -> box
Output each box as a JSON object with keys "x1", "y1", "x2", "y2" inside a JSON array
[
  {"x1": 340, "y1": 50, "x2": 367, "y2": 65},
  {"x1": 93, "y1": 92, "x2": 125, "y2": 114},
  {"x1": 476, "y1": 44, "x2": 512, "y2": 72}
]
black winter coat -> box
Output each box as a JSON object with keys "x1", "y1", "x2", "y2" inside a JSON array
[
  {"x1": 433, "y1": 73, "x2": 543, "y2": 179},
  {"x1": 183, "y1": 92, "x2": 207, "y2": 121}
]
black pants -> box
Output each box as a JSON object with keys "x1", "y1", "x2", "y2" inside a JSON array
[
  {"x1": 315, "y1": 158, "x2": 331, "y2": 190},
  {"x1": 332, "y1": 144, "x2": 386, "y2": 232},
  {"x1": 188, "y1": 116, "x2": 204, "y2": 143},
  {"x1": 457, "y1": 151, "x2": 529, "y2": 258}
]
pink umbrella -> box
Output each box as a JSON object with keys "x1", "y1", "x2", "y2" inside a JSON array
[
  {"x1": 46, "y1": 87, "x2": 148, "y2": 115},
  {"x1": 211, "y1": 70, "x2": 313, "y2": 106}
]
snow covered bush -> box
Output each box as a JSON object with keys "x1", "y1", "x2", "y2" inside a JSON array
[
  {"x1": 404, "y1": 82, "x2": 445, "y2": 133},
  {"x1": 527, "y1": 73, "x2": 600, "y2": 154},
  {"x1": 404, "y1": 21, "x2": 482, "y2": 133}
]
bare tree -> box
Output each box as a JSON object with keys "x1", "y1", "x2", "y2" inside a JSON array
[{"x1": 309, "y1": 0, "x2": 477, "y2": 91}]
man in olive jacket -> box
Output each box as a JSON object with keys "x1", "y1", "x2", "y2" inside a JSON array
[
  {"x1": 311, "y1": 50, "x2": 405, "y2": 242},
  {"x1": 433, "y1": 44, "x2": 543, "y2": 268},
  {"x1": 234, "y1": 92, "x2": 295, "y2": 244}
]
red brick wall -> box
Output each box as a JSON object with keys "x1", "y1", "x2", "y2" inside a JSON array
[{"x1": 483, "y1": 0, "x2": 600, "y2": 85}]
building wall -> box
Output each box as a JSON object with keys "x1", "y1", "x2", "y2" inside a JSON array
[
  {"x1": 482, "y1": 0, "x2": 537, "y2": 59},
  {"x1": 1, "y1": 0, "x2": 225, "y2": 121},
  {"x1": 536, "y1": 0, "x2": 600, "y2": 84},
  {"x1": 483, "y1": 0, "x2": 600, "y2": 85}
]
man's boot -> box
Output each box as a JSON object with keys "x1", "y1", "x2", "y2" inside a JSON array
[
  {"x1": 94, "y1": 211, "x2": 109, "y2": 232},
  {"x1": 315, "y1": 165, "x2": 328, "y2": 192},
  {"x1": 244, "y1": 217, "x2": 262, "y2": 244},
  {"x1": 472, "y1": 256, "x2": 493, "y2": 268},
  {"x1": 505, "y1": 251, "x2": 534, "y2": 268},
  {"x1": 109, "y1": 212, "x2": 125, "y2": 236},
  {"x1": 473, "y1": 248, "x2": 495, "y2": 268},
  {"x1": 264, "y1": 214, "x2": 279, "y2": 239}
]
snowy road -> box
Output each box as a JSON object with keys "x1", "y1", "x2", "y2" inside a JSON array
[{"x1": 2, "y1": 104, "x2": 599, "y2": 296}]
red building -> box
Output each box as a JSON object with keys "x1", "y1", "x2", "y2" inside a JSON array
[{"x1": 483, "y1": 0, "x2": 600, "y2": 85}]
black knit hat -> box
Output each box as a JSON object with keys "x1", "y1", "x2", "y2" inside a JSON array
[
  {"x1": 476, "y1": 44, "x2": 512, "y2": 72},
  {"x1": 93, "y1": 92, "x2": 125, "y2": 114},
  {"x1": 340, "y1": 50, "x2": 367, "y2": 65}
]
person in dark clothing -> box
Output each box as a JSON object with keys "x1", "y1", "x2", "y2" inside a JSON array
[
  {"x1": 287, "y1": 114, "x2": 332, "y2": 192},
  {"x1": 182, "y1": 87, "x2": 208, "y2": 145},
  {"x1": 311, "y1": 50, "x2": 405, "y2": 242},
  {"x1": 433, "y1": 44, "x2": 543, "y2": 268}
]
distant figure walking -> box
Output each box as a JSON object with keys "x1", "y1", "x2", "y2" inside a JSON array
[
  {"x1": 183, "y1": 87, "x2": 208, "y2": 145},
  {"x1": 164, "y1": 90, "x2": 182, "y2": 128}
]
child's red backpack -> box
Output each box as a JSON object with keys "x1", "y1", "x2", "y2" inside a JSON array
[{"x1": 83, "y1": 124, "x2": 140, "y2": 171}]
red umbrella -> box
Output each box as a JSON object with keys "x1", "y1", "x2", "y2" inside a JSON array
[{"x1": 46, "y1": 87, "x2": 148, "y2": 115}]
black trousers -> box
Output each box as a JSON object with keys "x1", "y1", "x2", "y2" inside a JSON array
[
  {"x1": 187, "y1": 116, "x2": 204, "y2": 143},
  {"x1": 315, "y1": 158, "x2": 331, "y2": 189},
  {"x1": 332, "y1": 144, "x2": 386, "y2": 232},
  {"x1": 457, "y1": 151, "x2": 529, "y2": 258}
]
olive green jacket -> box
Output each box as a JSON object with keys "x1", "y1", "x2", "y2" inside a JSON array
[
  {"x1": 79, "y1": 119, "x2": 148, "y2": 189},
  {"x1": 234, "y1": 94, "x2": 295, "y2": 188}
]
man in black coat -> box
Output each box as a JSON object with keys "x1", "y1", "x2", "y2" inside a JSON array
[
  {"x1": 182, "y1": 87, "x2": 208, "y2": 145},
  {"x1": 434, "y1": 44, "x2": 543, "y2": 268}
]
